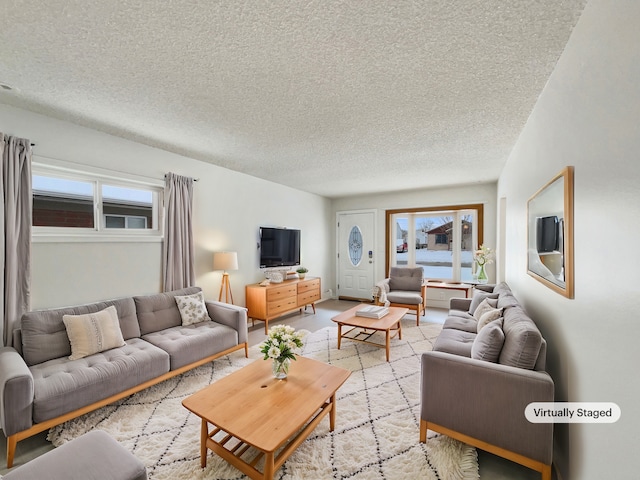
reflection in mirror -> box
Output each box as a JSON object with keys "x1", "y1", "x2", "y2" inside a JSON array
[{"x1": 527, "y1": 167, "x2": 574, "y2": 298}]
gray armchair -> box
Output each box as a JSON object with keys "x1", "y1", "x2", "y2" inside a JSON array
[{"x1": 375, "y1": 267, "x2": 426, "y2": 325}]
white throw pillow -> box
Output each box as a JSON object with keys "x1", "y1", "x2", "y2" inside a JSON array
[
  {"x1": 477, "y1": 307, "x2": 504, "y2": 332},
  {"x1": 473, "y1": 298, "x2": 499, "y2": 321},
  {"x1": 63, "y1": 306, "x2": 126, "y2": 360},
  {"x1": 468, "y1": 290, "x2": 499, "y2": 315},
  {"x1": 175, "y1": 291, "x2": 211, "y2": 326}
]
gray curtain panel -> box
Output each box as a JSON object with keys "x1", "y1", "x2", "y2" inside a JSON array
[
  {"x1": 0, "y1": 133, "x2": 32, "y2": 347},
  {"x1": 162, "y1": 172, "x2": 195, "y2": 291}
]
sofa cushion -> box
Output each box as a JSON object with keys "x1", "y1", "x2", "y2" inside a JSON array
[
  {"x1": 134, "y1": 287, "x2": 201, "y2": 335},
  {"x1": 141, "y1": 321, "x2": 239, "y2": 370},
  {"x1": 433, "y1": 328, "x2": 476, "y2": 357},
  {"x1": 493, "y1": 282, "x2": 513, "y2": 296},
  {"x1": 498, "y1": 306, "x2": 543, "y2": 369},
  {"x1": 497, "y1": 293, "x2": 520, "y2": 309},
  {"x1": 471, "y1": 319, "x2": 505, "y2": 362},
  {"x1": 386, "y1": 291, "x2": 423, "y2": 305},
  {"x1": 442, "y1": 311, "x2": 478, "y2": 333},
  {"x1": 388, "y1": 267, "x2": 423, "y2": 292},
  {"x1": 2, "y1": 430, "x2": 148, "y2": 480},
  {"x1": 175, "y1": 291, "x2": 211, "y2": 326},
  {"x1": 30, "y1": 338, "x2": 169, "y2": 423},
  {"x1": 63, "y1": 306, "x2": 126, "y2": 360},
  {"x1": 468, "y1": 289, "x2": 499, "y2": 315},
  {"x1": 21, "y1": 297, "x2": 140, "y2": 367}
]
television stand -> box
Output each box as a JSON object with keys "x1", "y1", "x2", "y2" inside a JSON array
[{"x1": 245, "y1": 277, "x2": 321, "y2": 333}]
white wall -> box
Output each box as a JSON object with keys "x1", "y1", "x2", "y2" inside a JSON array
[
  {"x1": 498, "y1": 1, "x2": 640, "y2": 478},
  {"x1": 0, "y1": 104, "x2": 333, "y2": 309},
  {"x1": 331, "y1": 183, "x2": 497, "y2": 300}
]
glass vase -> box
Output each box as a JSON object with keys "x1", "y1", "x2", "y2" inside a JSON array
[
  {"x1": 477, "y1": 263, "x2": 488, "y2": 284},
  {"x1": 272, "y1": 358, "x2": 290, "y2": 379}
]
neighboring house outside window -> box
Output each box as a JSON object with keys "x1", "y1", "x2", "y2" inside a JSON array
[
  {"x1": 32, "y1": 160, "x2": 163, "y2": 242},
  {"x1": 387, "y1": 206, "x2": 482, "y2": 282}
]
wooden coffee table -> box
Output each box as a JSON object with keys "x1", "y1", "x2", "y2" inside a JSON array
[
  {"x1": 182, "y1": 356, "x2": 350, "y2": 480},
  {"x1": 331, "y1": 304, "x2": 409, "y2": 361}
]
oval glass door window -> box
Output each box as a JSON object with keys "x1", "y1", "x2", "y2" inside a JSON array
[{"x1": 348, "y1": 226, "x2": 363, "y2": 266}]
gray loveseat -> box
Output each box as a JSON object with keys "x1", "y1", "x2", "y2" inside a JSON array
[
  {"x1": 420, "y1": 282, "x2": 554, "y2": 480},
  {"x1": 0, "y1": 286, "x2": 248, "y2": 468}
]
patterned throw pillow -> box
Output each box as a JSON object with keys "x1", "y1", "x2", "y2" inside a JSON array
[
  {"x1": 477, "y1": 308, "x2": 504, "y2": 332},
  {"x1": 175, "y1": 291, "x2": 211, "y2": 326},
  {"x1": 472, "y1": 298, "x2": 499, "y2": 321},
  {"x1": 63, "y1": 306, "x2": 126, "y2": 360}
]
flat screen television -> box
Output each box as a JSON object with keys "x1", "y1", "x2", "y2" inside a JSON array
[
  {"x1": 259, "y1": 227, "x2": 301, "y2": 268},
  {"x1": 536, "y1": 215, "x2": 559, "y2": 253}
]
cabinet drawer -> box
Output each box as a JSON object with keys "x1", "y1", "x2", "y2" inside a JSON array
[
  {"x1": 298, "y1": 290, "x2": 320, "y2": 305},
  {"x1": 298, "y1": 279, "x2": 320, "y2": 293},
  {"x1": 266, "y1": 284, "x2": 297, "y2": 301},
  {"x1": 268, "y1": 297, "x2": 298, "y2": 316}
]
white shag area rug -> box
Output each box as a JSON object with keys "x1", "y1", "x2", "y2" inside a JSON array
[{"x1": 48, "y1": 321, "x2": 479, "y2": 480}]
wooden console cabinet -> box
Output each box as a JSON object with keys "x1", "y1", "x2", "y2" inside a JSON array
[{"x1": 245, "y1": 277, "x2": 321, "y2": 333}]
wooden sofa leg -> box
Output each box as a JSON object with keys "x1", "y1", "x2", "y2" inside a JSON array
[
  {"x1": 7, "y1": 434, "x2": 16, "y2": 468},
  {"x1": 542, "y1": 463, "x2": 551, "y2": 480},
  {"x1": 419, "y1": 419, "x2": 427, "y2": 443}
]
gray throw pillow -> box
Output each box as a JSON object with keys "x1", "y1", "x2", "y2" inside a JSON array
[
  {"x1": 471, "y1": 319, "x2": 505, "y2": 363},
  {"x1": 468, "y1": 289, "x2": 499, "y2": 315}
]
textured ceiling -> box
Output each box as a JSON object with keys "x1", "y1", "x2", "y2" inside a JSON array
[{"x1": 0, "y1": 1, "x2": 585, "y2": 198}]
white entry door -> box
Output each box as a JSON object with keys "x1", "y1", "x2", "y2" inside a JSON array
[{"x1": 337, "y1": 211, "x2": 376, "y2": 301}]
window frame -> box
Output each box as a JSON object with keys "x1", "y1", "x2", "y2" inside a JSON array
[
  {"x1": 385, "y1": 204, "x2": 484, "y2": 281},
  {"x1": 32, "y1": 160, "x2": 164, "y2": 243}
]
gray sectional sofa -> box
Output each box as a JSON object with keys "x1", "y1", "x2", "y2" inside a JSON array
[
  {"x1": 420, "y1": 282, "x2": 555, "y2": 480},
  {"x1": 0, "y1": 286, "x2": 248, "y2": 468}
]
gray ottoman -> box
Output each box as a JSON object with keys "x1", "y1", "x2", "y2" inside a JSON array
[{"x1": 4, "y1": 430, "x2": 147, "y2": 480}]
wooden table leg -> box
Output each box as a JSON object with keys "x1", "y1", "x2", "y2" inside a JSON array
[
  {"x1": 200, "y1": 419, "x2": 208, "y2": 468},
  {"x1": 264, "y1": 451, "x2": 275, "y2": 480},
  {"x1": 398, "y1": 320, "x2": 402, "y2": 340},
  {"x1": 385, "y1": 329, "x2": 390, "y2": 361},
  {"x1": 337, "y1": 324, "x2": 342, "y2": 349},
  {"x1": 329, "y1": 393, "x2": 336, "y2": 431}
]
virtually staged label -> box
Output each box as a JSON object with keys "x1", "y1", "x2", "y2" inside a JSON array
[{"x1": 525, "y1": 402, "x2": 621, "y2": 423}]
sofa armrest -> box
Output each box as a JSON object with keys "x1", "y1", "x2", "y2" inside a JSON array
[
  {"x1": 449, "y1": 297, "x2": 472, "y2": 311},
  {"x1": 0, "y1": 347, "x2": 34, "y2": 436},
  {"x1": 421, "y1": 351, "x2": 554, "y2": 464},
  {"x1": 205, "y1": 301, "x2": 248, "y2": 346}
]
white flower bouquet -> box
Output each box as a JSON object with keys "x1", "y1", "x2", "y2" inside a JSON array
[
  {"x1": 259, "y1": 324, "x2": 305, "y2": 363},
  {"x1": 474, "y1": 245, "x2": 495, "y2": 266}
]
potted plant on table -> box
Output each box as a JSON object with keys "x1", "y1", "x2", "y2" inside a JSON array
[
  {"x1": 296, "y1": 267, "x2": 308, "y2": 279},
  {"x1": 260, "y1": 325, "x2": 306, "y2": 379}
]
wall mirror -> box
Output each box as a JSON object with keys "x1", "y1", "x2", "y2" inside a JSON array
[{"x1": 527, "y1": 166, "x2": 574, "y2": 298}]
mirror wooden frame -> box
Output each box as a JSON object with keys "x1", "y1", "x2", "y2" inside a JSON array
[{"x1": 527, "y1": 166, "x2": 574, "y2": 298}]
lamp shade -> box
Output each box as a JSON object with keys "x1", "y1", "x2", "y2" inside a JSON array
[{"x1": 213, "y1": 251, "x2": 238, "y2": 271}]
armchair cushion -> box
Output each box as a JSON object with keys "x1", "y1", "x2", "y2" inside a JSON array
[
  {"x1": 386, "y1": 291, "x2": 423, "y2": 305},
  {"x1": 388, "y1": 267, "x2": 423, "y2": 292}
]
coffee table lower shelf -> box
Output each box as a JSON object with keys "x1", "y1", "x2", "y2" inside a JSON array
[
  {"x1": 200, "y1": 396, "x2": 336, "y2": 480},
  {"x1": 332, "y1": 305, "x2": 409, "y2": 361}
]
